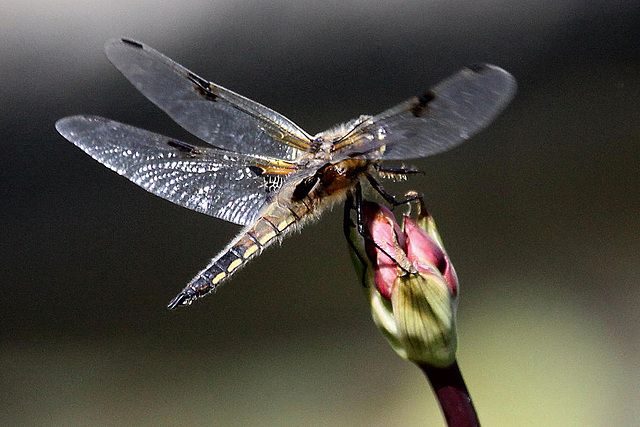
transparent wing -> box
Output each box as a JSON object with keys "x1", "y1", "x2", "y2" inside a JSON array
[
  {"x1": 104, "y1": 38, "x2": 313, "y2": 161},
  {"x1": 56, "y1": 115, "x2": 298, "y2": 226},
  {"x1": 332, "y1": 64, "x2": 516, "y2": 160}
]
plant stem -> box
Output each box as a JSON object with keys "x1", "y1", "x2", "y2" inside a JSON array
[{"x1": 418, "y1": 360, "x2": 480, "y2": 427}]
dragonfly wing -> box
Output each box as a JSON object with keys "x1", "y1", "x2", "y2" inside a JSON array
[
  {"x1": 104, "y1": 39, "x2": 313, "y2": 161},
  {"x1": 334, "y1": 64, "x2": 516, "y2": 160},
  {"x1": 56, "y1": 115, "x2": 297, "y2": 226}
]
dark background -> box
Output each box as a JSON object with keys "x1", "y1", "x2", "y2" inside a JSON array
[{"x1": 2, "y1": 1, "x2": 638, "y2": 425}]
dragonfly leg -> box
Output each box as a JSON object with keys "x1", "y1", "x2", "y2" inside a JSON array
[
  {"x1": 375, "y1": 164, "x2": 424, "y2": 176},
  {"x1": 345, "y1": 182, "x2": 412, "y2": 277},
  {"x1": 344, "y1": 189, "x2": 370, "y2": 287},
  {"x1": 365, "y1": 173, "x2": 423, "y2": 208}
]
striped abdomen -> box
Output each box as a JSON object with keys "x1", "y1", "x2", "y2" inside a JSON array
[
  {"x1": 167, "y1": 157, "x2": 370, "y2": 309},
  {"x1": 167, "y1": 195, "x2": 311, "y2": 309}
]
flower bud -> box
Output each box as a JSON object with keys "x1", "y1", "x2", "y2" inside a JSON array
[{"x1": 347, "y1": 196, "x2": 458, "y2": 367}]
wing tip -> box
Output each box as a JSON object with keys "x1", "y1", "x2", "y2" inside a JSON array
[
  {"x1": 104, "y1": 38, "x2": 146, "y2": 58},
  {"x1": 466, "y1": 63, "x2": 517, "y2": 99},
  {"x1": 466, "y1": 63, "x2": 514, "y2": 81},
  {"x1": 105, "y1": 37, "x2": 143, "y2": 47},
  {"x1": 120, "y1": 39, "x2": 144, "y2": 49},
  {"x1": 55, "y1": 115, "x2": 82, "y2": 137},
  {"x1": 55, "y1": 115, "x2": 108, "y2": 141},
  {"x1": 55, "y1": 117, "x2": 70, "y2": 133}
]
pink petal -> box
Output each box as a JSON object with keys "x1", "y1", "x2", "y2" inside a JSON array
[
  {"x1": 362, "y1": 202, "x2": 405, "y2": 299},
  {"x1": 404, "y1": 217, "x2": 458, "y2": 295}
]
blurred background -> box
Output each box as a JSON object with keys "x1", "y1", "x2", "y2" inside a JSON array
[{"x1": 1, "y1": 0, "x2": 638, "y2": 425}]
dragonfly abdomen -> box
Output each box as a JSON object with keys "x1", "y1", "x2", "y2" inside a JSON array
[{"x1": 167, "y1": 197, "x2": 309, "y2": 309}]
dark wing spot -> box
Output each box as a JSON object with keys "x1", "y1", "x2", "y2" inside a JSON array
[
  {"x1": 248, "y1": 165, "x2": 265, "y2": 176},
  {"x1": 121, "y1": 39, "x2": 143, "y2": 49},
  {"x1": 166, "y1": 139, "x2": 201, "y2": 155},
  {"x1": 468, "y1": 63, "x2": 489, "y2": 73},
  {"x1": 410, "y1": 90, "x2": 436, "y2": 118},
  {"x1": 186, "y1": 71, "x2": 218, "y2": 102}
]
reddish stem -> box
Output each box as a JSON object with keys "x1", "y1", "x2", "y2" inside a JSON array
[{"x1": 418, "y1": 360, "x2": 480, "y2": 427}]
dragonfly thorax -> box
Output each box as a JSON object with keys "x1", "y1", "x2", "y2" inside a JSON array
[
  {"x1": 291, "y1": 157, "x2": 371, "y2": 203},
  {"x1": 310, "y1": 115, "x2": 375, "y2": 159}
]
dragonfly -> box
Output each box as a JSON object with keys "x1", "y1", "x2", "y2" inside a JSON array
[{"x1": 56, "y1": 39, "x2": 516, "y2": 309}]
